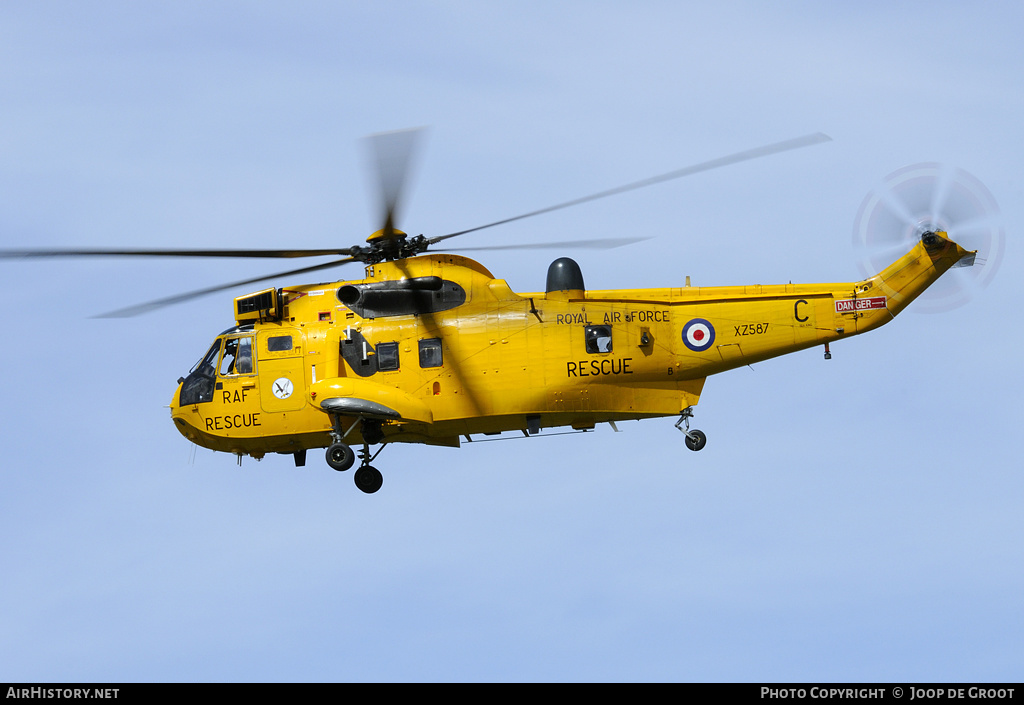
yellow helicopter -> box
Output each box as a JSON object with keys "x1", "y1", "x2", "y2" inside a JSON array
[{"x1": 1, "y1": 130, "x2": 982, "y2": 493}]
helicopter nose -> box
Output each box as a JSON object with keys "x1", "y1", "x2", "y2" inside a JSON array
[
  {"x1": 170, "y1": 377, "x2": 183, "y2": 410},
  {"x1": 169, "y1": 380, "x2": 201, "y2": 443},
  {"x1": 169, "y1": 379, "x2": 190, "y2": 426}
]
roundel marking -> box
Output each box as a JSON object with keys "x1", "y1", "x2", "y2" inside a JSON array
[{"x1": 682, "y1": 318, "x2": 716, "y2": 352}]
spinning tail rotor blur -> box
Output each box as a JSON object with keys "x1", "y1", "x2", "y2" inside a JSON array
[{"x1": 852, "y1": 163, "x2": 1005, "y2": 313}]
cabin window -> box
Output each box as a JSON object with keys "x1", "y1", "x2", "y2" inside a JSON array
[
  {"x1": 584, "y1": 325, "x2": 613, "y2": 354},
  {"x1": 377, "y1": 342, "x2": 400, "y2": 371},
  {"x1": 219, "y1": 336, "x2": 255, "y2": 376},
  {"x1": 267, "y1": 335, "x2": 293, "y2": 352},
  {"x1": 419, "y1": 338, "x2": 443, "y2": 368}
]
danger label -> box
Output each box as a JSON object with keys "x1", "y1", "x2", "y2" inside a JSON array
[{"x1": 835, "y1": 296, "x2": 886, "y2": 313}]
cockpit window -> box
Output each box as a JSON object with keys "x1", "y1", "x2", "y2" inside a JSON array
[
  {"x1": 219, "y1": 336, "x2": 255, "y2": 376},
  {"x1": 180, "y1": 339, "x2": 222, "y2": 406},
  {"x1": 191, "y1": 339, "x2": 222, "y2": 375}
]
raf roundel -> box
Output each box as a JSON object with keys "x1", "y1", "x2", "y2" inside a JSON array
[{"x1": 682, "y1": 318, "x2": 716, "y2": 352}]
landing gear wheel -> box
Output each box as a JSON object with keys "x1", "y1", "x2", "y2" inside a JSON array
[
  {"x1": 326, "y1": 443, "x2": 355, "y2": 471},
  {"x1": 354, "y1": 465, "x2": 383, "y2": 494},
  {"x1": 684, "y1": 429, "x2": 707, "y2": 452}
]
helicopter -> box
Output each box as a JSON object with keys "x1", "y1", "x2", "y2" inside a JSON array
[{"x1": 1, "y1": 130, "x2": 984, "y2": 494}]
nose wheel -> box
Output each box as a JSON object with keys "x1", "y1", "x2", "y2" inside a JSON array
[{"x1": 675, "y1": 407, "x2": 707, "y2": 452}]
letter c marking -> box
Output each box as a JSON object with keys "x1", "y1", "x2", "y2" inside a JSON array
[{"x1": 794, "y1": 299, "x2": 809, "y2": 322}]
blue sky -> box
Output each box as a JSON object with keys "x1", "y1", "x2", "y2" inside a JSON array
[{"x1": 1, "y1": 1, "x2": 1021, "y2": 682}]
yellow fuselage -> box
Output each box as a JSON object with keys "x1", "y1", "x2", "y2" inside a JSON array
[{"x1": 169, "y1": 232, "x2": 972, "y2": 457}]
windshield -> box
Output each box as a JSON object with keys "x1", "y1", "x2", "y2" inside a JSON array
[
  {"x1": 190, "y1": 339, "x2": 222, "y2": 375},
  {"x1": 180, "y1": 339, "x2": 222, "y2": 406}
]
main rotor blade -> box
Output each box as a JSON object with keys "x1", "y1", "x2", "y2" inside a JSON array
[
  {"x1": 446, "y1": 236, "x2": 649, "y2": 253},
  {"x1": 95, "y1": 256, "x2": 356, "y2": 318},
  {"x1": 0, "y1": 247, "x2": 357, "y2": 259},
  {"x1": 366, "y1": 127, "x2": 425, "y2": 240},
  {"x1": 429, "y1": 132, "x2": 832, "y2": 245}
]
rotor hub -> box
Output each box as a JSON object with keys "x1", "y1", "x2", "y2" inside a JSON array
[{"x1": 349, "y1": 231, "x2": 432, "y2": 265}]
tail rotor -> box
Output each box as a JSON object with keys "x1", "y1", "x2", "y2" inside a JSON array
[{"x1": 852, "y1": 163, "x2": 1004, "y2": 313}]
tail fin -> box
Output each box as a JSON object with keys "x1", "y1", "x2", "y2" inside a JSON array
[{"x1": 866, "y1": 230, "x2": 975, "y2": 318}]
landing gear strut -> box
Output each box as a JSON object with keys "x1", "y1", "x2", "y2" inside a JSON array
[
  {"x1": 353, "y1": 441, "x2": 385, "y2": 494},
  {"x1": 325, "y1": 414, "x2": 357, "y2": 471},
  {"x1": 675, "y1": 406, "x2": 707, "y2": 452},
  {"x1": 324, "y1": 414, "x2": 387, "y2": 493},
  {"x1": 323, "y1": 439, "x2": 385, "y2": 492}
]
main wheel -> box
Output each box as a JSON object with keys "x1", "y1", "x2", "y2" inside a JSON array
[
  {"x1": 684, "y1": 429, "x2": 707, "y2": 452},
  {"x1": 354, "y1": 465, "x2": 383, "y2": 494},
  {"x1": 326, "y1": 443, "x2": 355, "y2": 471}
]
